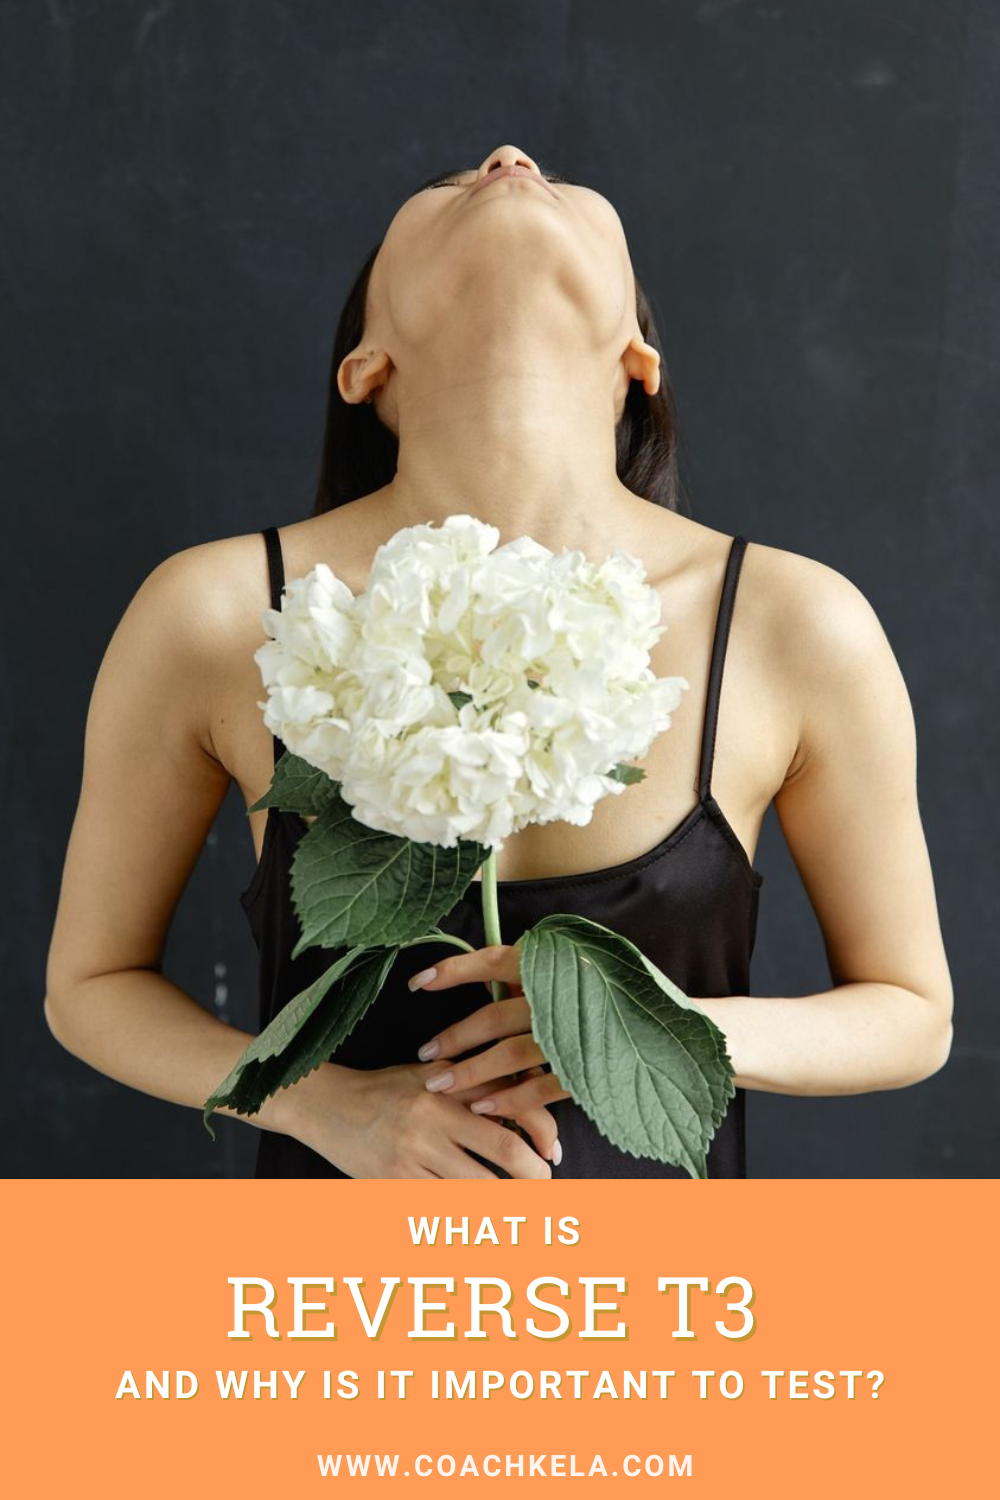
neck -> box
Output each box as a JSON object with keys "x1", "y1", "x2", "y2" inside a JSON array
[{"x1": 379, "y1": 364, "x2": 645, "y2": 554}]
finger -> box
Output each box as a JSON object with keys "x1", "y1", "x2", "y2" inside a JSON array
[
  {"x1": 407, "y1": 943, "x2": 522, "y2": 996},
  {"x1": 513, "y1": 1103, "x2": 561, "y2": 1164},
  {"x1": 417, "y1": 996, "x2": 532, "y2": 1063},
  {"x1": 447, "y1": 1072, "x2": 531, "y2": 1107},
  {"x1": 459, "y1": 1116, "x2": 552, "y2": 1180},
  {"x1": 469, "y1": 1070, "x2": 572, "y2": 1120},
  {"x1": 424, "y1": 1035, "x2": 545, "y2": 1096}
]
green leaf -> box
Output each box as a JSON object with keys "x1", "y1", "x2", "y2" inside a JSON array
[
  {"x1": 607, "y1": 762, "x2": 646, "y2": 785},
  {"x1": 202, "y1": 944, "x2": 399, "y2": 1138},
  {"x1": 289, "y1": 795, "x2": 492, "y2": 956},
  {"x1": 448, "y1": 690, "x2": 474, "y2": 710},
  {"x1": 248, "y1": 750, "x2": 341, "y2": 815},
  {"x1": 633, "y1": 948, "x2": 735, "y2": 1127},
  {"x1": 517, "y1": 914, "x2": 735, "y2": 1179}
]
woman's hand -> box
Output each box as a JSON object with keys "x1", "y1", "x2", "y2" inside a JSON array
[
  {"x1": 286, "y1": 1057, "x2": 558, "y2": 1179},
  {"x1": 407, "y1": 944, "x2": 573, "y2": 1144}
]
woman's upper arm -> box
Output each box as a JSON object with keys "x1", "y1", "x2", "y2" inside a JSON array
[
  {"x1": 46, "y1": 545, "x2": 235, "y2": 1000},
  {"x1": 771, "y1": 554, "x2": 953, "y2": 1021}
]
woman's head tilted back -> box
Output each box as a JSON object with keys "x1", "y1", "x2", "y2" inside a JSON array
[{"x1": 312, "y1": 144, "x2": 683, "y2": 518}]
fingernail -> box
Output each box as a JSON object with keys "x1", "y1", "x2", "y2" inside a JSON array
[
  {"x1": 408, "y1": 967, "x2": 437, "y2": 992},
  {"x1": 550, "y1": 1139, "x2": 563, "y2": 1166},
  {"x1": 470, "y1": 1098, "x2": 496, "y2": 1114},
  {"x1": 425, "y1": 1070, "x2": 454, "y2": 1093},
  {"x1": 417, "y1": 1038, "x2": 440, "y2": 1061}
]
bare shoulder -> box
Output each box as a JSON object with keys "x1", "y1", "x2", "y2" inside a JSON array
[
  {"x1": 88, "y1": 529, "x2": 276, "y2": 779},
  {"x1": 740, "y1": 534, "x2": 905, "y2": 702},
  {"x1": 742, "y1": 536, "x2": 899, "y2": 674},
  {"x1": 657, "y1": 514, "x2": 885, "y2": 658},
  {"x1": 120, "y1": 516, "x2": 382, "y2": 789},
  {"x1": 740, "y1": 537, "x2": 912, "y2": 781},
  {"x1": 127, "y1": 529, "x2": 272, "y2": 644}
]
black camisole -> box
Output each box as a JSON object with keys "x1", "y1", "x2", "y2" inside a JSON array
[{"x1": 240, "y1": 527, "x2": 764, "y2": 1178}]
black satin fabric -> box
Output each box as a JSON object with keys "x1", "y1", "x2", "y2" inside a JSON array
[
  {"x1": 240, "y1": 796, "x2": 763, "y2": 1179},
  {"x1": 237, "y1": 526, "x2": 763, "y2": 1179}
]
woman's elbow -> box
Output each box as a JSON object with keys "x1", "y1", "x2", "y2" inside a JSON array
[
  {"x1": 914, "y1": 1015, "x2": 953, "y2": 1084},
  {"x1": 896, "y1": 988, "x2": 954, "y2": 1088},
  {"x1": 44, "y1": 989, "x2": 87, "y2": 1059},
  {"x1": 44, "y1": 992, "x2": 72, "y2": 1050}
]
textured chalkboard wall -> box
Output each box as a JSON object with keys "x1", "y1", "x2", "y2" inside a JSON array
[{"x1": 1, "y1": 1, "x2": 995, "y2": 1176}]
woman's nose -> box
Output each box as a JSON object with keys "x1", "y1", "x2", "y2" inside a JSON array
[{"x1": 475, "y1": 144, "x2": 542, "y2": 181}]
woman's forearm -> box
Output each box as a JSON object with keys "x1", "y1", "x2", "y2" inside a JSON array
[
  {"x1": 44, "y1": 968, "x2": 348, "y2": 1139},
  {"x1": 697, "y1": 982, "x2": 953, "y2": 1097}
]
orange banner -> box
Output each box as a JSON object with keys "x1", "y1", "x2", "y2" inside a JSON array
[{"x1": 2, "y1": 1179, "x2": 992, "y2": 1495}]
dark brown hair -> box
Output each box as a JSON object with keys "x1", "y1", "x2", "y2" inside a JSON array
[{"x1": 311, "y1": 183, "x2": 686, "y2": 517}]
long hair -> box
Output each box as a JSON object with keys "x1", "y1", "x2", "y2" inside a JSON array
[{"x1": 311, "y1": 207, "x2": 686, "y2": 517}]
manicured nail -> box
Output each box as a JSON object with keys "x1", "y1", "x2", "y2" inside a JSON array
[
  {"x1": 408, "y1": 967, "x2": 437, "y2": 992},
  {"x1": 425, "y1": 1071, "x2": 454, "y2": 1093},
  {"x1": 417, "y1": 1038, "x2": 440, "y2": 1061},
  {"x1": 470, "y1": 1098, "x2": 496, "y2": 1114},
  {"x1": 550, "y1": 1139, "x2": 563, "y2": 1166}
]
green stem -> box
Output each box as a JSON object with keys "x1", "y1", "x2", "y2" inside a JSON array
[
  {"x1": 480, "y1": 849, "x2": 510, "y2": 1004},
  {"x1": 397, "y1": 931, "x2": 477, "y2": 956},
  {"x1": 479, "y1": 848, "x2": 527, "y2": 1148}
]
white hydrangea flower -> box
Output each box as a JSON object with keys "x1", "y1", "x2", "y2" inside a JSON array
[{"x1": 253, "y1": 514, "x2": 690, "y2": 848}]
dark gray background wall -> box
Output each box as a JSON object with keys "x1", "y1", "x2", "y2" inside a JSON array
[{"x1": 1, "y1": 0, "x2": 995, "y2": 1177}]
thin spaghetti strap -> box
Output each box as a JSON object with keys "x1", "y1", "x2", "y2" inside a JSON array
[
  {"x1": 260, "y1": 527, "x2": 287, "y2": 768},
  {"x1": 262, "y1": 525, "x2": 285, "y2": 612},
  {"x1": 697, "y1": 535, "x2": 749, "y2": 802}
]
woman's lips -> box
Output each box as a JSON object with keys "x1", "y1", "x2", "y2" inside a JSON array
[{"x1": 470, "y1": 168, "x2": 555, "y2": 198}]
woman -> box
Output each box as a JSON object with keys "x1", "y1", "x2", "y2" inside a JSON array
[{"x1": 44, "y1": 143, "x2": 953, "y2": 1179}]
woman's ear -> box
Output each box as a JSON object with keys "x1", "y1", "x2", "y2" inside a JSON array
[
  {"x1": 622, "y1": 333, "x2": 661, "y2": 397},
  {"x1": 614, "y1": 334, "x2": 661, "y2": 421},
  {"x1": 337, "y1": 346, "x2": 392, "y2": 405}
]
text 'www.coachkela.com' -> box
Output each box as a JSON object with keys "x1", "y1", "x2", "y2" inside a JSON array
[{"x1": 315, "y1": 1452, "x2": 692, "y2": 1479}]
